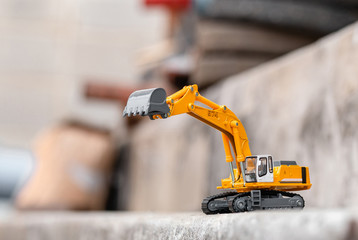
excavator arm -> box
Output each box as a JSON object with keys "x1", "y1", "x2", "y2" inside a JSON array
[{"x1": 123, "y1": 84, "x2": 251, "y2": 184}]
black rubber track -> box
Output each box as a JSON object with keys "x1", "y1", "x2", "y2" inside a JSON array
[
  {"x1": 202, "y1": 190, "x2": 305, "y2": 214},
  {"x1": 201, "y1": 191, "x2": 238, "y2": 215}
]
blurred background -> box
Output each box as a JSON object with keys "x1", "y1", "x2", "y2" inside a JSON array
[{"x1": 1, "y1": 0, "x2": 358, "y2": 215}]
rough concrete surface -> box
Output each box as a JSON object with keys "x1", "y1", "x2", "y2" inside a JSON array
[
  {"x1": 128, "y1": 21, "x2": 358, "y2": 211},
  {"x1": 1, "y1": 210, "x2": 358, "y2": 240}
]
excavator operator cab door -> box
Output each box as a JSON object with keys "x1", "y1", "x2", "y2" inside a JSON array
[
  {"x1": 244, "y1": 155, "x2": 274, "y2": 183},
  {"x1": 256, "y1": 155, "x2": 274, "y2": 182}
]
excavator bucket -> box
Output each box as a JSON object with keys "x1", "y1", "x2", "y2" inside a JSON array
[{"x1": 122, "y1": 88, "x2": 170, "y2": 119}]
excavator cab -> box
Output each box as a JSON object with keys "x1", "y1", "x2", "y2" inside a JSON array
[{"x1": 244, "y1": 155, "x2": 274, "y2": 183}]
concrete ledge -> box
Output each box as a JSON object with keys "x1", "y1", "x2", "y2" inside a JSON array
[{"x1": 1, "y1": 209, "x2": 358, "y2": 240}]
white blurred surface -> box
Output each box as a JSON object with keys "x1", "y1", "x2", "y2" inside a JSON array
[
  {"x1": 0, "y1": 199, "x2": 13, "y2": 219},
  {"x1": 0, "y1": 146, "x2": 34, "y2": 197},
  {"x1": 0, "y1": 0, "x2": 166, "y2": 148}
]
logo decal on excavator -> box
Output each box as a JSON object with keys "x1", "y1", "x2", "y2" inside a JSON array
[{"x1": 208, "y1": 110, "x2": 218, "y2": 118}]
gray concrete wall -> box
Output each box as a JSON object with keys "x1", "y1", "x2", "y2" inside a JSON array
[{"x1": 128, "y1": 21, "x2": 358, "y2": 211}]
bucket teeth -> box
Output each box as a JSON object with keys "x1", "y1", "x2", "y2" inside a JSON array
[
  {"x1": 123, "y1": 88, "x2": 170, "y2": 119},
  {"x1": 123, "y1": 105, "x2": 148, "y2": 117}
]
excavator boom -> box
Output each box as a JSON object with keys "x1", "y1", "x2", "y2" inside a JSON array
[{"x1": 123, "y1": 85, "x2": 251, "y2": 181}]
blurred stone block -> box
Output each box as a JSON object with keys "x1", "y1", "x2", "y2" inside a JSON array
[
  {"x1": 197, "y1": 21, "x2": 315, "y2": 54},
  {"x1": 197, "y1": 0, "x2": 358, "y2": 35},
  {"x1": 74, "y1": 43, "x2": 136, "y2": 79},
  {"x1": 15, "y1": 121, "x2": 115, "y2": 210},
  {"x1": 0, "y1": 37, "x2": 56, "y2": 74},
  {"x1": 79, "y1": 0, "x2": 130, "y2": 27},
  {"x1": 193, "y1": 54, "x2": 273, "y2": 87},
  {"x1": 193, "y1": 20, "x2": 317, "y2": 87},
  {"x1": 0, "y1": 0, "x2": 59, "y2": 20}
]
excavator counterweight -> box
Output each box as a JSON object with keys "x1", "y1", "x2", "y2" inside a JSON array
[{"x1": 123, "y1": 84, "x2": 311, "y2": 214}]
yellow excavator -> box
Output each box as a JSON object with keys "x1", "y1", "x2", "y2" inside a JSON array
[{"x1": 123, "y1": 84, "x2": 311, "y2": 214}]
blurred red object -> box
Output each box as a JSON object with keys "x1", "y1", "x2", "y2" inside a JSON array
[
  {"x1": 84, "y1": 81, "x2": 177, "y2": 105},
  {"x1": 144, "y1": 0, "x2": 191, "y2": 37},
  {"x1": 85, "y1": 82, "x2": 135, "y2": 104},
  {"x1": 144, "y1": 0, "x2": 190, "y2": 10}
]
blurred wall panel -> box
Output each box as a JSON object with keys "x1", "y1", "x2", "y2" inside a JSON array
[{"x1": 0, "y1": 0, "x2": 166, "y2": 148}]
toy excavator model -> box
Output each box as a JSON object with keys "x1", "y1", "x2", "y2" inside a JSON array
[{"x1": 123, "y1": 84, "x2": 311, "y2": 214}]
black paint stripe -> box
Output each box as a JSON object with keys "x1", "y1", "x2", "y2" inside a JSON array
[{"x1": 301, "y1": 167, "x2": 307, "y2": 184}]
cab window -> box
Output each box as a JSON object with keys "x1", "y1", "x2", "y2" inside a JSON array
[
  {"x1": 268, "y1": 156, "x2": 273, "y2": 173},
  {"x1": 258, "y1": 157, "x2": 267, "y2": 177},
  {"x1": 245, "y1": 157, "x2": 257, "y2": 182}
]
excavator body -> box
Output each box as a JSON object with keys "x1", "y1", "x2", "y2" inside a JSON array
[
  {"x1": 123, "y1": 84, "x2": 311, "y2": 214},
  {"x1": 219, "y1": 155, "x2": 311, "y2": 192}
]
